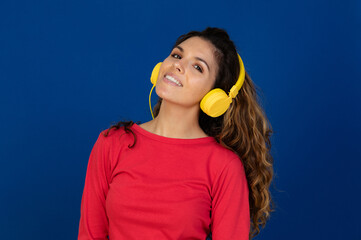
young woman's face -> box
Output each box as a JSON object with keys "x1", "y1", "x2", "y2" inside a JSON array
[{"x1": 155, "y1": 36, "x2": 219, "y2": 109}]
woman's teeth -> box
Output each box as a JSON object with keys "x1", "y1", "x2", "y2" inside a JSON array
[{"x1": 165, "y1": 75, "x2": 182, "y2": 87}]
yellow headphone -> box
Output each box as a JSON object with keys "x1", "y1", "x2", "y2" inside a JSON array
[{"x1": 149, "y1": 53, "x2": 245, "y2": 119}]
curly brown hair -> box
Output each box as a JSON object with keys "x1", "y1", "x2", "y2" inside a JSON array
[{"x1": 104, "y1": 27, "x2": 275, "y2": 239}]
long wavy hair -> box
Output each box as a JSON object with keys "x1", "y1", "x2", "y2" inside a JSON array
[{"x1": 104, "y1": 27, "x2": 275, "y2": 239}]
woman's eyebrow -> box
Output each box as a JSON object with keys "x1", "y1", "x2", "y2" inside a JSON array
[
  {"x1": 195, "y1": 57, "x2": 210, "y2": 71},
  {"x1": 175, "y1": 45, "x2": 210, "y2": 71},
  {"x1": 175, "y1": 45, "x2": 184, "y2": 52}
]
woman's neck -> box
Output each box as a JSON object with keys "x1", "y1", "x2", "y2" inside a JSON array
[{"x1": 141, "y1": 100, "x2": 208, "y2": 139}]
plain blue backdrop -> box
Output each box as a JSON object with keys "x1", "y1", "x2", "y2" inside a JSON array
[{"x1": 1, "y1": 0, "x2": 360, "y2": 239}]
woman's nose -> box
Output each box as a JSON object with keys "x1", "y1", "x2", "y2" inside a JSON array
[{"x1": 173, "y1": 60, "x2": 184, "y2": 73}]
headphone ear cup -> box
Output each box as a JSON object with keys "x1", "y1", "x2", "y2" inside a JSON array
[
  {"x1": 200, "y1": 88, "x2": 233, "y2": 117},
  {"x1": 150, "y1": 62, "x2": 162, "y2": 85}
]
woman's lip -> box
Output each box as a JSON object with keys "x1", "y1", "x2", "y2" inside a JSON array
[
  {"x1": 163, "y1": 76, "x2": 183, "y2": 87},
  {"x1": 164, "y1": 73, "x2": 183, "y2": 86}
]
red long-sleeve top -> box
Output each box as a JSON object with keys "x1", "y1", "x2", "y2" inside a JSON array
[{"x1": 78, "y1": 123, "x2": 250, "y2": 240}]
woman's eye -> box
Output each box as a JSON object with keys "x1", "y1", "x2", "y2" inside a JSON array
[
  {"x1": 194, "y1": 65, "x2": 203, "y2": 73},
  {"x1": 172, "y1": 53, "x2": 181, "y2": 59}
]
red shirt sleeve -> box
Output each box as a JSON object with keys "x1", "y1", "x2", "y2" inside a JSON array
[
  {"x1": 78, "y1": 132, "x2": 111, "y2": 240},
  {"x1": 211, "y1": 157, "x2": 250, "y2": 240}
]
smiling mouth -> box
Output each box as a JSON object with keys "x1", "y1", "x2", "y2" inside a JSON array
[{"x1": 164, "y1": 75, "x2": 183, "y2": 87}]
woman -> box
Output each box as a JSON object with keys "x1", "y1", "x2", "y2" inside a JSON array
[{"x1": 78, "y1": 27, "x2": 274, "y2": 240}]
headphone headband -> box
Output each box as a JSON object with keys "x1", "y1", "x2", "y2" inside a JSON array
[{"x1": 229, "y1": 54, "x2": 245, "y2": 98}]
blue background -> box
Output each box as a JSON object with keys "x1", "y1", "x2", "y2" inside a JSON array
[{"x1": 1, "y1": 0, "x2": 360, "y2": 239}]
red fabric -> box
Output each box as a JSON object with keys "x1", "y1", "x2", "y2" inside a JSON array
[{"x1": 78, "y1": 123, "x2": 250, "y2": 240}]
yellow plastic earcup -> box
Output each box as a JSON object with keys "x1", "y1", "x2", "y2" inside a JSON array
[
  {"x1": 200, "y1": 88, "x2": 233, "y2": 117},
  {"x1": 150, "y1": 62, "x2": 162, "y2": 85},
  {"x1": 149, "y1": 62, "x2": 162, "y2": 119}
]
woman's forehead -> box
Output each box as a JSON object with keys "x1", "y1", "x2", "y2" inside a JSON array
[{"x1": 178, "y1": 37, "x2": 216, "y2": 52}]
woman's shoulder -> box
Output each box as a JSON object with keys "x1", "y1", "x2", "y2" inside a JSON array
[
  {"x1": 97, "y1": 125, "x2": 135, "y2": 147},
  {"x1": 203, "y1": 140, "x2": 242, "y2": 171},
  {"x1": 211, "y1": 141, "x2": 240, "y2": 160}
]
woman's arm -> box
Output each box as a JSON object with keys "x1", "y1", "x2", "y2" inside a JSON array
[
  {"x1": 78, "y1": 132, "x2": 111, "y2": 240},
  {"x1": 211, "y1": 157, "x2": 250, "y2": 240}
]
